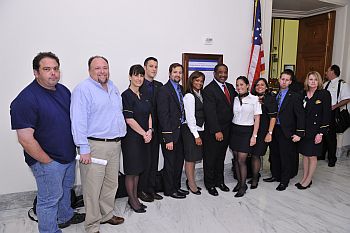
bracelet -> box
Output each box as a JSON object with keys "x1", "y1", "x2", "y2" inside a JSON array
[
  {"x1": 268, "y1": 131, "x2": 273, "y2": 135},
  {"x1": 319, "y1": 133, "x2": 323, "y2": 136},
  {"x1": 253, "y1": 135, "x2": 258, "y2": 138},
  {"x1": 149, "y1": 128, "x2": 154, "y2": 133}
]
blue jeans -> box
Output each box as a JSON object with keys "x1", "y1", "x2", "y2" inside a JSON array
[{"x1": 31, "y1": 160, "x2": 75, "y2": 233}]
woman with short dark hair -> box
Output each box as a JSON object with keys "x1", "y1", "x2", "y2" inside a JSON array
[{"x1": 122, "y1": 64, "x2": 152, "y2": 213}]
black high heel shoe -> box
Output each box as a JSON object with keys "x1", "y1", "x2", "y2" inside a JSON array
[
  {"x1": 234, "y1": 185, "x2": 247, "y2": 198},
  {"x1": 297, "y1": 180, "x2": 312, "y2": 190},
  {"x1": 186, "y1": 180, "x2": 201, "y2": 195},
  {"x1": 232, "y1": 183, "x2": 241, "y2": 192},
  {"x1": 128, "y1": 200, "x2": 146, "y2": 213}
]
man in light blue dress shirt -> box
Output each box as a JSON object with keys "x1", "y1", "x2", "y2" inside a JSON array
[{"x1": 70, "y1": 56, "x2": 126, "y2": 233}]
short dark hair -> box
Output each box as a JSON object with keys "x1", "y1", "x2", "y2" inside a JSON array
[
  {"x1": 283, "y1": 69, "x2": 296, "y2": 82},
  {"x1": 330, "y1": 64, "x2": 340, "y2": 77},
  {"x1": 280, "y1": 70, "x2": 293, "y2": 81},
  {"x1": 144, "y1": 57, "x2": 158, "y2": 66},
  {"x1": 129, "y1": 64, "x2": 145, "y2": 77},
  {"x1": 251, "y1": 78, "x2": 269, "y2": 95},
  {"x1": 214, "y1": 63, "x2": 228, "y2": 73},
  {"x1": 168, "y1": 63, "x2": 183, "y2": 73},
  {"x1": 88, "y1": 56, "x2": 109, "y2": 70},
  {"x1": 185, "y1": 71, "x2": 205, "y2": 94},
  {"x1": 32, "y1": 52, "x2": 60, "y2": 71}
]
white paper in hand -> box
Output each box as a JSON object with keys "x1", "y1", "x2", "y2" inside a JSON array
[{"x1": 75, "y1": 155, "x2": 107, "y2": 166}]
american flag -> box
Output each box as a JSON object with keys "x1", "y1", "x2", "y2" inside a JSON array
[{"x1": 247, "y1": 0, "x2": 265, "y2": 86}]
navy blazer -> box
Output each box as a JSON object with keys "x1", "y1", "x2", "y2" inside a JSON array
[
  {"x1": 302, "y1": 89, "x2": 331, "y2": 138},
  {"x1": 203, "y1": 80, "x2": 237, "y2": 134},
  {"x1": 277, "y1": 89, "x2": 305, "y2": 138},
  {"x1": 157, "y1": 80, "x2": 183, "y2": 143}
]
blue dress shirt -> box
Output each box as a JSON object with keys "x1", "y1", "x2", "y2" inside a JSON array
[{"x1": 70, "y1": 78, "x2": 127, "y2": 154}]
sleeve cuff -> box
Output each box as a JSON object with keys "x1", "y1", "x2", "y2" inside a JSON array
[{"x1": 79, "y1": 145, "x2": 91, "y2": 154}]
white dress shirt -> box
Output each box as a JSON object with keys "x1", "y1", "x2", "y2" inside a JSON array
[
  {"x1": 324, "y1": 77, "x2": 350, "y2": 106},
  {"x1": 183, "y1": 92, "x2": 204, "y2": 138},
  {"x1": 232, "y1": 94, "x2": 262, "y2": 126}
]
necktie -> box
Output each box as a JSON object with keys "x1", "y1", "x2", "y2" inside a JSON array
[
  {"x1": 177, "y1": 85, "x2": 185, "y2": 123},
  {"x1": 276, "y1": 92, "x2": 282, "y2": 109},
  {"x1": 276, "y1": 92, "x2": 282, "y2": 124},
  {"x1": 223, "y1": 85, "x2": 231, "y2": 104}
]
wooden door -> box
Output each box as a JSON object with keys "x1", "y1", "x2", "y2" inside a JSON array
[{"x1": 296, "y1": 11, "x2": 335, "y2": 83}]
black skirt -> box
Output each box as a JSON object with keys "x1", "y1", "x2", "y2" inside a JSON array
[
  {"x1": 182, "y1": 124, "x2": 203, "y2": 162},
  {"x1": 229, "y1": 124, "x2": 253, "y2": 153},
  {"x1": 298, "y1": 137, "x2": 323, "y2": 157}
]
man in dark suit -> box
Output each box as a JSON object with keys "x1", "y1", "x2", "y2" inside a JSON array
[
  {"x1": 138, "y1": 57, "x2": 163, "y2": 202},
  {"x1": 268, "y1": 71, "x2": 305, "y2": 191},
  {"x1": 203, "y1": 63, "x2": 236, "y2": 196},
  {"x1": 157, "y1": 63, "x2": 189, "y2": 199}
]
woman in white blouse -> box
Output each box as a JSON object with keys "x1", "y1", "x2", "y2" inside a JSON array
[
  {"x1": 230, "y1": 76, "x2": 261, "y2": 197},
  {"x1": 182, "y1": 71, "x2": 205, "y2": 195}
]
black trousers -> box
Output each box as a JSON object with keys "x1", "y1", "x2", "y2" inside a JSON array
[
  {"x1": 203, "y1": 127, "x2": 230, "y2": 189},
  {"x1": 270, "y1": 125, "x2": 297, "y2": 185},
  {"x1": 322, "y1": 110, "x2": 337, "y2": 164},
  {"x1": 161, "y1": 131, "x2": 184, "y2": 195},
  {"x1": 138, "y1": 134, "x2": 160, "y2": 194}
]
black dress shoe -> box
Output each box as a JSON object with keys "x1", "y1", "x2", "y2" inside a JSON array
[
  {"x1": 140, "y1": 203, "x2": 147, "y2": 209},
  {"x1": 58, "y1": 212, "x2": 86, "y2": 229},
  {"x1": 152, "y1": 193, "x2": 163, "y2": 200},
  {"x1": 328, "y1": 162, "x2": 336, "y2": 167},
  {"x1": 177, "y1": 188, "x2": 189, "y2": 195},
  {"x1": 217, "y1": 183, "x2": 230, "y2": 192},
  {"x1": 138, "y1": 191, "x2": 154, "y2": 202},
  {"x1": 232, "y1": 183, "x2": 241, "y2": 192},
  {"x1": 263, "y1": 177, "x2": 277, "y2": 182},
  {"x1": 168, "y1": 192, "x2": 186, "y2": 199},
  {"x1": 207, "y1": 187, "x2": 219, "y2": 196},
  {"x1": 276, "y1": 183, "x2": 288, "y2": 191}
]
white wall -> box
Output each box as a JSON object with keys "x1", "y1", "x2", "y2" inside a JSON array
[
  {"x1": 0, "y1": 0, "x2": 273, "y2": 195},
  {"x1": 332, "y1": 4, "x2": 350, "y2": 148}
]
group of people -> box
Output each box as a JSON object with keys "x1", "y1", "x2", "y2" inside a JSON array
[{"x1": 10, "y1": 51, "x2": 350, "y2": 233}]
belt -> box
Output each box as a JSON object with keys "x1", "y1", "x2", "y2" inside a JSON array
[{"x1": 87, "y1": 137, "x2": 121, "y2": 142}]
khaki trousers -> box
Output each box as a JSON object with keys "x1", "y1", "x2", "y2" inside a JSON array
[{"x1": 80, "y1": 140, "x2": 121, "y2": 233}]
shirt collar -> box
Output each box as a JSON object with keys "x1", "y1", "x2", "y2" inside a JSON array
[{"x1": 169, "y1": 79, "x2": 180, "y2": 90}]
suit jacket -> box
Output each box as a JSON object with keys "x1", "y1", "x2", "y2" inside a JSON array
[
  {"x1": 140, "y1": 79, "x2": 163, "y2": 132},
  {"x1": 203, "y1": 80, "x2": 237, "y2": 134},
  {"x1": 277, "y1": 89, "x2": 305, "y2": 138},
  {"x1": 157, "y1": 80, "x2": 183, "y2": 143},
  {"x1": 303, "y1": 89, "x2": 331, "y2": 138}
]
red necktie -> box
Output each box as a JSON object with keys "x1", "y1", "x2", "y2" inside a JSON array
[{"x1": 223, "y1": 85, "x2": 231, "y2": 104}]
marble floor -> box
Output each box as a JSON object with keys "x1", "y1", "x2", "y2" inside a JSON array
[{"x1": 1, "y1": 158, "x2": 350, "y2": 233}]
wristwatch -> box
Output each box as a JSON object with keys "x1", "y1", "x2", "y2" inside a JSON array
[
  {"x1": 253, "y1": 135, "x2": 258, "y2": 138},
  {"x1": 319, "y1": 133, "x2": 323, "y2": 136},
  {"x1": 149, "y1": 128, "x2": 154, "y2": 133},
  {"x1": 268, "y1": 131, "x2": 273, "y2": 135}
]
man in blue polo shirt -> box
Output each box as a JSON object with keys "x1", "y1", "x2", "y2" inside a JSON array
[{"x1": 10, "y1": 52, "x2": 85, "y2": 233}]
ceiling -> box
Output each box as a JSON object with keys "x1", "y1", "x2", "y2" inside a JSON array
[{"x1": 272, "y1": 0, "x2": 342, "y2": 18}]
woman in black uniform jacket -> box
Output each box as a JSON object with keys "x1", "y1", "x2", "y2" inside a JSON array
[
  {"x1": 250, "y1": 78, "x2": 277, "y2": 189},
  {"x1": 230, "y1": 76, "x2": 261, "y2": 197},
  {"x1": 122, "y1": 65, "x2": 152, "y2": 213},
  {"x1": 296, "y1": 71, "x2": 331, "y2": 189}
]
